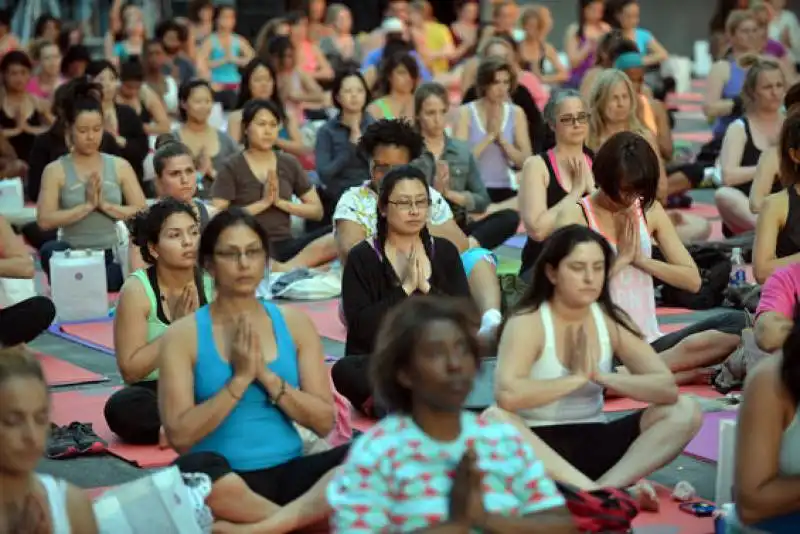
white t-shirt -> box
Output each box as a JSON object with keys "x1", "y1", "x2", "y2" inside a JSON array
[{"x1": 332, "y1": 183, "x2": 453, "y2": 239}]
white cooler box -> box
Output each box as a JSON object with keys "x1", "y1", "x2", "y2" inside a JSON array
[
  {"x1": 50, "y1": 249, "x2": 108, "y2": 322},
  {"x1": 0, "y1": 177, "x2": 24, "y2": 213}
]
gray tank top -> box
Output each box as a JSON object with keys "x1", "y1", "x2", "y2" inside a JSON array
[
  {"x1": 780, "y1": 407, "x2": 800, "y2": 476},
  {"x1": 59, "y1": 154, "x2": 122, "y2": 250}
]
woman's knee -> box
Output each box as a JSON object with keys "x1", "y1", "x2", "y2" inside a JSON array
[
  {"x1": 104, "y1": 386, "x2": 160, "y2": 444},
  {"x1": 654, "y1": 395, "x2": 702, "y2": 437}
]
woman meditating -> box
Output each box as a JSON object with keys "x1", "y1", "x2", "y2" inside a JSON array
[
  {"x1": 161, "y1": 208, "x2": 348, "y2": 533},
  {"x1": 366, "y1": 52, "x2": 420, "y2": 122},
  {"x1": 556, "y1": 132, "x2": 745, "y2": 384},
  {"x1": 329, "y1": 297, "x2": 575, "y2": 533},
  {"x1": 487, "y1": 224, "x2": 700, "y2": 509},
  {"x1": 105, "y1": 199, "x2": 213, "y2": 446},
  {"x1": 0, "y1": 348, "x2": 98, "y2": 534},
  {"x1": 331, "y1": 165, "x2": 471, "y2": 416}
]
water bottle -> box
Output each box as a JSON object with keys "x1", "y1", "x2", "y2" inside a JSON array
[{"x1": 729, "y1": 247, "x2": 746, "y2": 288}]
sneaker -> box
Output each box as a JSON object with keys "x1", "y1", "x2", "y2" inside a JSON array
[
  {"x1": 65, "y1": 422, "x2": 108, "y2": 454},
  {"x1": 47, "y1": 423, "x2": 79, "y2": 459}
]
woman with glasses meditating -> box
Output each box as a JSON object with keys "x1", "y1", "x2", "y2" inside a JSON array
[{"x1": 332, "y1": 164, "x2": 471, "y2": 417}]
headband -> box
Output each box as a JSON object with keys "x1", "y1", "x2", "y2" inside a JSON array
[{"x1": 613, "y1": 51, "x2": 645, "y2": 71}]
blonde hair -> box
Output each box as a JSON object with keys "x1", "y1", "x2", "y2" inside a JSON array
[
  {"x1": 586, "y1": 69, "x2": 646, "y2": 151},
  {"x1": 726, "y1": 9, "x2": 756, "y2": 35},
  {"x1": 739, "y1": 55, "x2": 784, "y2": 108}
]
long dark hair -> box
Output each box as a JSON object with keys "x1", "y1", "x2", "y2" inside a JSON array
[
  {"x1": 375, "y1": 164, "x2": 433, "y2": 262},
  {"x1": 781, "y1": 303, "x2": 800, "y2": 404},
  {"x1": 236, "y1": 58, "x2": 285, "y2": 113},
  {"x1": 577, "y1": 0, "x2": 603, "y2": 39},
  {"x1": 128, "y1": 198, "x2": 198, "y2": 265},
  {"x1": 512, "y1": 225, "x2": 640, "y2": 337},
  {"x1": 377, "y1": 52, "x2": 420, "y2": 97}
]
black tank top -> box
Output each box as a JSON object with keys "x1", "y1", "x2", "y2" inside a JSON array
[
  {"x1": 146, "y1": 265, "x2": 209, "y2": 325},
  {"x1": 736, "y1": 117, "x2": 777, "y2": 196},
  {"x1": 0, "y1": 106, "x2": 44, "y2": 163},
  {"x1": 776, "y1": 186, "x2": 800, "y2": 259}
]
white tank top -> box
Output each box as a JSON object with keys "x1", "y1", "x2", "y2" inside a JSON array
[
  {"x1": 36, "y1": 473, "x2": 71, "y2": 534},
  {"x1": 519, "y1": 301, "x2": 613, "y2": 427}
]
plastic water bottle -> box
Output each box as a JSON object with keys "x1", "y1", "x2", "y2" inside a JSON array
[{"x1": 729, "y1": 247, "x2": 746, "y2": 288}]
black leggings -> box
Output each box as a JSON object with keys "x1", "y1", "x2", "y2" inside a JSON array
[
  {"x1": 651, "y1": 310, "x2": 747, "y2": 353},
  {"x1": 330, "y1": 354, "x2": 387, "y2": 418},
  {"x1": 104, "y1": 380, "x2": 160, "y2": 445},
  {"x1": 270, "y1": 226, "x2": 332, "y2": 263},
  {"x1": 0, "y1": 296, "x2": 56, "y2": 347},
  {"x1": 463, "y1": 209, "x2": 519, "y2": 250}
]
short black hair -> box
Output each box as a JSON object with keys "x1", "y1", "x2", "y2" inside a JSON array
[
  {"x1": 155, "y1": 19, "x2": 188, "y2": 43},
  {"x1": 377, "y1": 52, "x2": 420, "y2": 96},
  {"x1": 199, "y1": 207, "x2": 270, "y2": 269},
  {"x1": 85, "y1": 59, "x2": 118, "y2": 79},
  {"x1": 178, "y1": 79, "x2": 214, "y2": 122},
  {"x1": 119, "y1": 58, "x2": 144, "y2": 82},
  {"x1": 370, "y1": 296, "x2": 481, "y2": 413},
  {"x1": 331, "y1": 67, "x2": 371, "y2": 112},
  {"x1": 60, "y1": 44, "x2": 91, "y2": 76},
  {"x1": 240, "y1": 99, "x2": 284, "y2": 146},
  {"x1": 593, "y1": 131, "x2": 660, "y2": 210},
  {"x1": 0, "y1": 50, "x2": 32, "y2": 73},
  {"x1": 358, "y1": 118, "x2": 425, "y2": 160},
  {"x1": 128, "y1": 197, "x2": 198, "y2": 264}
]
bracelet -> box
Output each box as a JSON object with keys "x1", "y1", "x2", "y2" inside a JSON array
[
  {"x1": 270, "y1": 378, "x2": 286, "y2": 405},
  {"x1": 226, "y1": 381, "x2": 242, "y2": 400}
]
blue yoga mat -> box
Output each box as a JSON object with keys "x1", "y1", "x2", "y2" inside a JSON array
[
  {"x1": 47, "y1": 321, "x2": 115, "y2": 356},
  {"x1": 504, "y1": 235, "x2": 527, "y2": 249}
]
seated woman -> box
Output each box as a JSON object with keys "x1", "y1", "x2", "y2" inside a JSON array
[
  {"x1": 328, "y1": 297, "x2": 575, "y2": 532},
  {"x1": 26, "y1": 40, "x2": 63, "y2": 103},
  {"x1": 266, "y1": 35, "x2": 327, "y2": 124},
  {"x1": 563, "y1": 0, "x2": 611, "y2": 90},
  {"x1": 105, "y1": 199, "x2": 213, "y2": 445},
  {"x1": 416, "y1": 82, "x2": 519, "y2": 250},
  {"x1": 161, "y1": 208, "x2": 348, "y2": 533},
  {"x1": 0, "y1": 348, "x2": 98, "y2": 533},
  {"x1": 556, "y1": 132, "x2": 745, "y2": 384},
  {"x1": 36, "y1": 80, "x2": 147, "y2": 292},
  {"x1": 333, "y1": 119, "x2": 504, "y2": 340},
  {"x1": 116, "y1": 59, "x2": 173, "y2": 136},
  {"x1": 85, "y1": 60, "x2": 150, "y2": 186},
  {"x1": 0, "y1": 215, "x2": 55, "y2": 348},
  {"x1": 212, "y1": 99, "x2": 336, "y2": 270},
  {"x1": 605, "y1": 0, "x2": 669, "y2": 69},
  {"x1": 366, "y1": 52, "x2": 420, "y2": 122},
  {"x1": 141, "y1": 39, "x2": 179, "y2": 116},
  {"x1": 518, "y1": 5, "x2": 569, "y2": 86},
  {"x1": 715, "y1": 57, "x2": 786, "y2": 237},
  {"x1": 331, "y1": 165, "x2": 471, "y2": 416},
  {"x1": 286, "y1": 10, "x2": 334, "y2": 85},
  {"x1": 172, "y1": 79, "x2": 238, "y2": 195},
  {"x1": 579, "y1": 30, "x2": 626, "y2": 99},
  {"x1": 227, "y1": 59, "x2": 311, "y2": 161},
  {"x1": 454, "y1": 56, "x2": 532, "y2": 212},
  {"x1": 487, "y1": 224, "x2": 700, "y2": 508},
  {"x1": 318, "y1": 4, "x2": 363, "y2": 72},
  {"x1": 732, "y1": 316, "x2": 800, "y2": 531},
  {"x1": 754, "y1": 111, "x2": 800, "y2": 284},
  {"x1": 196, "y1": 5, "x2": 254, "y2": 94},
  {"x1": 519, "y1": 89, "x2": 595, "y2": 280}
]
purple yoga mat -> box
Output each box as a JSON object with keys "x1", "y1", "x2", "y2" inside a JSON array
[
  {"x1": 684, "y1": 411, "x2": 737, "y2": 462},
  {"x1": 504, "y1": 235, "x2": 527, "y2": 249}
]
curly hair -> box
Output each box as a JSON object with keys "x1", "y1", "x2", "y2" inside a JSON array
[
  {"x1": 358, "y1": 118, "x2": 425, "y2": 160},
  {"x1": 127, "y1": 198, "x2": 198, "y2": 265}
]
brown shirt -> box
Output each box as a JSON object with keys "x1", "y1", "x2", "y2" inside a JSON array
[{"x1": 212, "y1": 151, "x2": 312, "y2": 241}]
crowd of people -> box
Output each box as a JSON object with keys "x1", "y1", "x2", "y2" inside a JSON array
[{"x1": 0, "y1": 0, "x2": 800, "y2": 531}]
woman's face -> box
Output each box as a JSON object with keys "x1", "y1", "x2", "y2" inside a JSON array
[
  {"x1": 618, "y1": 2, "x2": 640, "y2": 30},
  {"x1": 210, "y1": 224, "x2": 267, "y2": 296},
  {"x1": 248, "y1": 65, "x2": 275, "y2": 100},
  {"x1": 494, "y1": 4, "x2": 516, "y2": 33},
  {"x1": 400, "y1": 319, "x2": 477, "y2": 413},
  {"x1": 389, "y1": 64, "x2": 415, "y2": 94},
  {"x1": 94, "y1": 67, "x2": 119, "y2": 102},
  {"x1": 460, "y1": 2, "x2": 478, "y2": 23},
  {"x1": 217, "y1": 8, "x2": 236, "y2": 32},
  {"x1": 157, "y1": 154, "x2": 197, "y2": 202},
  {"x1": 337, "y1": 74, "x2": 367, "y2": 113},
  {"x1": 602, "y1": 81, "x2": 633, "y2": 123},
  {"x1": 145, "y1": 41, "x2": 168, "y2": 70},
  {"x1": 753, "y1": 68, "x2": 787, "y2": 112},
  {"x1": 584, "y1": 0, "x2": 605, "y2": 23},
  {"x1": 119, "y1": 78, "x2": 141, "y2": 101},
  {"x1": 383, "y1": 178, "x2": 430, "y2": 236},
  {"x1": 547, "y1": 241, "x2": 606, "y2": 308},
  {"x1": 732, "y1": 19, "x2": 760, "y2": 51},
  {"x1": 0, "y1": 376, "x2": 49, "y2": 475},
  {"x1": 523, "y1": 13, "x2": 541, "y2": 37},
  {"x1": 3, "y1": 63, "x2": 31, "y2": 93},
  {"x1": 40, "y1": 19, "x2": 59, "y2": 41},
  {"x1": 150, "y1": 212, "x2": 200, "y2": 268},
  {"x1": 335, "y1": 9, "x2": 353, "y2": 33},
  {"x1": 245, "y1": 108, "x2": 280, "y2": 151},
  {"x1": 485, "y1": 69, "x2": 512, "y2": 102},
  {"x1": 278, "y1": 45, "x2": 296, "y2": 71},
  {"x1": 40, "y1": 44, "x2": 61, "y2": 75},
  {"x1": 66, "y1": 59, "x2": 88, "y2": 79},
  {"x1": 199, "y1": 5, "x2": 214, "y2": 23},
  {"x1": 126, "y1": 15, "x2": 145, "y2": 38},
  {"x1": 309, "y1": 0, "x2": 326, "y2": 21},
  {"x1": 554, "y1": 97, "x2": 589, "y2": 145},
  {"x1": 291, "y1": 16, "x2": 309, "y2": 42},
  {"x1": 162, "y1": 29, "x2": 183, "y2": 55},
  {"x1": 183, "y1": 85, "x2": 213, "y2": 123},
  {"x1": 417, "y1": 94, "x2": 447, "y2": 137},
  {"x1": 71, "y1": 111, "x2": 104, "y2": 154}
]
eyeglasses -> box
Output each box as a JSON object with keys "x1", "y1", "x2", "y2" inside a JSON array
[
  {"x1": 559, "y1": 113, "x2": 590, "y2": 125},
  {"x1": 388, "y1": 198, "x2": 432, "y2": 211},
  {"x1": 214, "y1": 248, "x2": 265, "y2": 262}
]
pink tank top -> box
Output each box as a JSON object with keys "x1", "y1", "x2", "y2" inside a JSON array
[
  {"x1": 581, "y1": 198, "x2": 662, "y2": 342},
  {"x1": 299, "y1": 40, "x2": 318, "y2": 74}
]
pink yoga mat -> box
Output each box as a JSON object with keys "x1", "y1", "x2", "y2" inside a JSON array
[
  {"x1": 684, "y1": 410, "x2": 738, "y2": 462},
  {"x1": 674, "y1": 131, "x2": 713, "y2": 143},
  {"x1": 604, "y1": 385, "x2": 723, "y2": 412},
  {"x1": 684, "y1": 203, "x2": 720, "y2": 219},
  {"x1": 287, "y1": 299, "x2": 347, "y2": 342},
  {"x1": 657, "y1": 307, "x2": 694, "y2": 317},
  {"x1": 671, "y1": 92, "x2": 704, "y2": 102}
]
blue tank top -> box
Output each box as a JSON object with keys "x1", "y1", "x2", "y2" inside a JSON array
[
  {"x1": 713, "y1": 59, "x2": 747, "y2": 138},
  {"x1": 209, "y1": 34, "x2": 242, "y2": 85},
  {"x1": 190, "y1": 301, "x2": 303, "y2": 471}
]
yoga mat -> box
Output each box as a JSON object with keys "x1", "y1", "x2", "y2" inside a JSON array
[
  {"x1": 632, "y1": 483, "x2": 716, "y2": 533},
  {"x1": 673, "y1": 131, "x2": 713, "y2": 144},
  {"x1": 50, "y1": 389, "x2": 178, "y2": 468},
  {"x1": 37, "y1": 353, "x2": 107, "y2": 387},
  {"x1": 708, "y1": 220, "x2": 725, "y2": 242},
  {"x1": 673, "y1": 103, "x2": 703, "y2": 114},
  {"x1": 604, "y1": 385, "x2": 723, "y2": 412},
  {"x1": 49, "y1": 320, "x2": 114, "y2": 355},
  {"x1": 497, "y1": 256, "x2": 522, "y2": 276},
  {"x1": 671, "y1": 92, "x2": 704, "y2": 103},
  {"x1": 504, "y1": 234, "x2": 527, "y2": 249},
  {"x1": 684, "y1": 410, "x2": 738, "y2": 463},
  {"x1": 286, "y1": 299, "x2": 347, "y2": 342},
  {"x1": 657, "y1": 307, "x2": 694, "y2": 317},
  {"x1": 683, "y1": 203, "x2": 720, "y2": 220}
]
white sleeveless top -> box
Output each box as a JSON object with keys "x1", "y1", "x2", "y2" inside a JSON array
[
  {"x1": 519, "y1": 301, "x2": 613, "y2": 427},
  {"x1": 36, "y1": 473, "x2": 71, "y2": 534}
]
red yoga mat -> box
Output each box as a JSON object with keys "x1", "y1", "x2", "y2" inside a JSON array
[
  {"x1": 684, "y1": 203, "x2": 720, "y2": 220},
  {"x1": 684, "y1": 410, "x2": 738, "y2": 463},
  {"x1": 657, "y1": 307, "x2": 694, "y2": 317},
  {"x1": 38, "y1": 353, "x2": 106, "y2": 387},
  {"x1": 604, "y1": 385, "x2": 723, "y2": 413},
  {"x1": 633, "y1": 483, "x2": 716, "y2": 533},
  {"x1": 287, "y1": 299, "x2": 347, "y2": 343},
  {"x1": 60, "y1": 322, "x2": 114, "y2": 351},
  {"x1": 674, "y1": 131, "x2": 713, "y2": 144},
  {"x1": 50, "y1": 390, "x2": 178, "y2": 468}
]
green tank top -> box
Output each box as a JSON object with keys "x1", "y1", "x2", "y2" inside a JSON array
[
  {"x1": 130, "y1": 266, "x2": 215, "y2": 381},
  {"x1": 375, "y1": 98, "x2": 395, "y2": 119}
]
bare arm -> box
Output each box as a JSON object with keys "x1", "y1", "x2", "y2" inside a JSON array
[
  {"x1": 429, "y1": 219, "x2": 470, "y2": 252},
  {"x1": 754, "y1": 311, "x2": 793, "y2": 353},
  {"x1": 651, "y1": 99, "x2": 673, "y2": 160},
  {"x1": 636, "y1": 203, "x2": 702, "y2": 292},
  {"x1": 459, "y1": 59, "x2": 478, "y2": 92},
  {"x1": 256, "y1": 307, "x2": 335, "y2": 436},
  {"x1": 99, "y1": 160, "x2": 148, "y2": 220},
  {"x1": 454, "y1": 106, "x2": 495, "y2": 160},
  {"x1": 720, "y1": 122, "x2": 757, "y2": 187},
  {"x1": 275, "y1": 113, "x2": 312, "y2": 156},
  {"x1": 735, "y1": 358, "x2": 800, "y2": 525},
  {"x1": 541, "y1": 43, "x2": 569, "y2": 84},
  {"x1": 274, "y1": 188, "x2": 324, "y2": 221},
  {"x1": 67, "y1": 485, "x2": 99, "y2": 534},
  {"x1": 497, "y1": 106, "x2": 532, "y2": 167},
  {"x1": 311, "y1": 44, "x2": 335, "y2": 82},
  {"x1": 0, "y1": 216, "x2": 33, "y2": 278},
  {"x1": 335, "y1": 219, "x2": 368, "y2": 263},
  {"x1": 564, "y1": 24, "x2": 591, "y2": 69},
  {"x1": 294, "y1": 72, "x2": 327, "y2": 106},
  {"x1": 226, "y1": 111, "x2": 243, "y2": 144},
  {"x1": 141, "y1": 86, "x2": 173, "y2": 135},
  {"x1": 642, "y1": 37, "x2": 669, "y2": 67},
  {"x1": 753, "y1": 193, "x2": 800, "y2": 283},
  {"x1": 113, "y1": 277, "x2": 163, "y2": 383},
  {"x1": 750, "y1": 147, "x2": 780, "y2": 214},
  {"x1": 195, "y1": 39, "x2": 214, "y2": 77},
  {"x1": 704, "y1": 61, "x2": 734, "y2": 121},
  {"x1": 495, "y1": 313, "x2": 590, "y2": 412},
  {"x1": 36, "y1": 164, "x2": 94, "y2": 230},
  {"x1": 519, "y1": 156, "x2": 582, "y2": 241}
]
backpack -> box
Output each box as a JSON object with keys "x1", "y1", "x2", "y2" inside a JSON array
[
  {"x1": 712, "y1": 310, "x2": 776, "y2": 394},
  {"x1": 556, "y1": 482, "x2": 639, "y2": 533},
  {"x1": 654, "y1": 245, "x2": 732, "y2": 310}
]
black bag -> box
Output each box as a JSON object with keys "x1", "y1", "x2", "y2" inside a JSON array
[{"x1": 654, "y1": 245, "x2": 732, "y2": 310}]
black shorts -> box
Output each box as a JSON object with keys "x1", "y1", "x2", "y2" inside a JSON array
[
  {"x1": 174, "y1": 444, "x2": 350, "y2": 506},
  {"x1": 531, "y1": 411, "x2": 644, "y2": 482}
]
